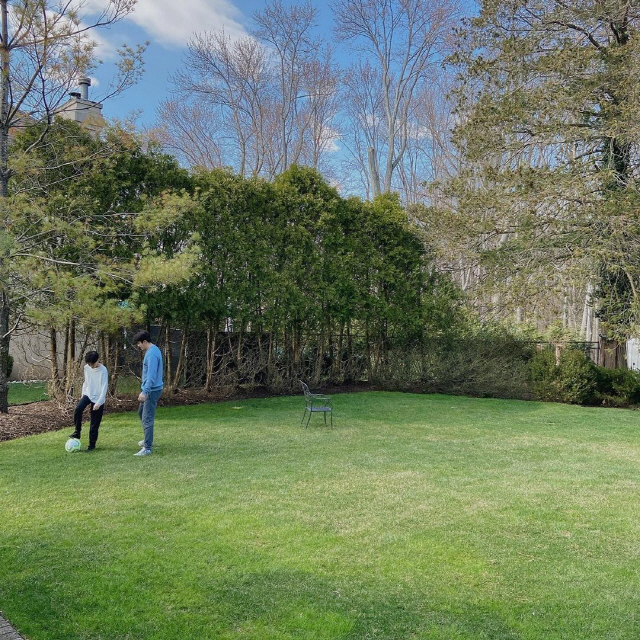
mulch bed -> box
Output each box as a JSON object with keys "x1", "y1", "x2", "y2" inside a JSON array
[{"x1": 0, "y1": 383, "x2": 376, "y2": 442}]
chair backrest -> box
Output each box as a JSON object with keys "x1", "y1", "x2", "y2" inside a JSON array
[{"x1": 300, "y1": 381, "x2": 312, "y2": 403}]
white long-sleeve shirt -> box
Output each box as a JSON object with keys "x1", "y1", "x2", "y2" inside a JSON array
[{"x1": 81, "y1": 364, "x2": 108, "y2": 406}]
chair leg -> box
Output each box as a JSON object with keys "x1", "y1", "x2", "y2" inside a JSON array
[
  {"x1": 330, "y1": 410, "x2": 333, "y2": 428},
  {"x1": 301, "y1": 408, "x2": 308, "y2": 426},
  {"x1": 305, "y1": 411, "x2": 312, "y2": 429},
  {"x1": 323, "y1": 411, "x2": 327, "y2": 425}
]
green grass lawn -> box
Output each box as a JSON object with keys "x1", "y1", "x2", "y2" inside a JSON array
[
  {"x1": 2, "y1": 392, "x2": 640, "y2": 639},
  {"x1": 115, "y1": 374, "x2": 142, "y2": 395},
  {"x1": 7, "y1": 381, "x2": 48, "y2": 405},
  {"x1": 8, "y1": 377, "x2": 139, "y2": 405}
]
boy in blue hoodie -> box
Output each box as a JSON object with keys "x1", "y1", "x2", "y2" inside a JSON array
[{"x1": 133, "y1": 330, "x2": 163, "y2": 456}]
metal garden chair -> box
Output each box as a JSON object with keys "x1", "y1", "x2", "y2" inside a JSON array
[{"x1": 300, "y1": 381, "x2": 333, "y2": 428}]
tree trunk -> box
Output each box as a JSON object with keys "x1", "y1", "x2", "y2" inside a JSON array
[
  {"x1": 335, "y1": 323, "x2": 344, "y2": 382},
  {"x1": 49, "y1": 326, "x2": 61, "y2": 396},
  {"x1": 313, "y1": 329, "x2": 324, "y2": 384},
  {"x1": 580, "y1": 284, "x2": 593, "y2": 340},
  {"x1": 108, "y1": 333, "x2": 120, "y2": 396},
  {"x1": 205, "y1": 326, "x2": 216, "y2": 392},
  {"x1": 99, "y1": 332, "x2": 107, "y2": 370},
  {"x1": 163, "y1": 325, "x2": 172, "y2": 388},
  {"x1": 236, "y1": 325, "x2": 243, "y2": 365},
  {"x1": 346, "y1": 320, "x2": 353, "y2": 382},
  {"x1": 171, "y1": 326, "x2": 188, "y2": 392},
  {"x1": 266, "y1": 330, "x2": 274, "y2": 386},
  {"x1": 64, "y1": 319, "x2": 76, "y2": 399},
  {"x1": 62, "y1": 322, "x2": 69, "y2": 395},
  {"x1": 384, "y1": 122, "x2": 395, "y2": 194},
  {"x1": 77, "y1": 332, "x2": 90, "y2": 366},
  {"x1": 0, "y1": 1, "x2": 11, "y2": 413},
  {"x1": 207, "y1": 325, "x2": 222, "y2": 392},
  {"x1": 368, "y1": 147, "x2": 381, "y2": 198},
  {"x1": 294, "y1": 326, "x2": 302, "y2": 382},
  {"x1": 365, "y1": 322, "x2": 372, "y2": 382},
  {"x1": 0, "y1": 291, "x2": 9, "y2": 412}
]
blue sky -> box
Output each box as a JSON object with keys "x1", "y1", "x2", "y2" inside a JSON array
[
  {"x1": 87, "y1": 0, "x2": 478, "y2": 130},
  {"x1": 87, "y1": 0, "x2": 340, "y2": 128}
]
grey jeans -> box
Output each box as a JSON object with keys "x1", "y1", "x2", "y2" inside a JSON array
[{"x1": 138, "y1": 388, "x2": 162, "y2": 450}]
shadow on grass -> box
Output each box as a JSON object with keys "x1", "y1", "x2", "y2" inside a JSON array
[
  {"x1": 4, "y1": 552, "x2": 522, "y2": 640},
  {"x1": 211, "y1": 568, "x2": 522, "y2": 640}
]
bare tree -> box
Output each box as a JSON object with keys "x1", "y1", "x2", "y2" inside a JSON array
[
  {"x1": 333, "y1": 0, "x2": 460, "y2": 195},
  {"x1": 0, "y1": 0, "x2": 144, "y2": 412},
  {"x1": 340, "y1": 60, "x2": 386, "y2": 198},
  {"x1": 156, "y1": 98, "x2": 223, "y2": 170},
  {"x1": 297, "y1": 45, "x2": 341, "y2": 171},
  {"x1": 398, "y1": 76, "x2": 459, "y2": 204},
  {"x1": 172, "y1": 31, "x2": 270, "y2": 177},
  {"x1": 252, "y1": 0, "x2": 320, "y2": 173},
  {"x1": 162, "y1": 1, "x2": 341, "y2": 180}
]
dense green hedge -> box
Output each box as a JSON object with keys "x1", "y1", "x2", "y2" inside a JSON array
[
  {"x1": 382, "y1": 342, "x2": 640, "y2": 407},
  {"x1": 593, "y1": 366, "x2": 640, "y2": 407},
  {"x1": 529, "y1": 347, "x2": 640, "y2": 406},
  {"x1": 381, "y1": 337, "x2": 535, "y2": 400}
]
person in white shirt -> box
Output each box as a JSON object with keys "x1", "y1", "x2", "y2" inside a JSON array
[{"x1": 69, "y1": 351, "x2": 108, "y2": 451}]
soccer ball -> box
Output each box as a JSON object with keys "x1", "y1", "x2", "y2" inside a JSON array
[{"x1": 65, "y1": 438, "x2": 81, "y2": 453}]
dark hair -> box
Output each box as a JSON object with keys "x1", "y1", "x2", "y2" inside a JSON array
[
  {"x1": 85, "y1": 351, "x2": 99, "y2": 365},
  {"x1": 133, "y1": 330, "x2": 151, "y2": 344}
]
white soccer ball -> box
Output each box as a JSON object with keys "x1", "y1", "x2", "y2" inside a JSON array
[{"x1": 65, "y1": 438, "x2": 81, "y2": 453}]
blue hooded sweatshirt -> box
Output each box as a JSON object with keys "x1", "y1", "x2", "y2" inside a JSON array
[{"x1": 141, "y1": 344, "x2": 164, "y2": 395}]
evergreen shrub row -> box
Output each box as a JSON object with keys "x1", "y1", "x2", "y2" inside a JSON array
[
  {"x1": 383, "y1": 341, "x2": 639, "y2": 407},
  {"x1": 381, "y1": 336, "x2": 535, "y2": 400},
  {"x1": 529, "y1": 348, "x2": 640, "y2": 406}
]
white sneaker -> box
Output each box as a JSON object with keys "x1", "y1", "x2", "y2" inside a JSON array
[{"x1": 134, "y1": 448, "x2": 152, "y2": 456}]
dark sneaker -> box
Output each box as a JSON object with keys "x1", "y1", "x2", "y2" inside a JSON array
[
  {"x1": 69, "y1": 432, "x2": 80, "y2": 439},
  {"x1": 86, "y1": 445, "x2": 96, "y2": 451}
]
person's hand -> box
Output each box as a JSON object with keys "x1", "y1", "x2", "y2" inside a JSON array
[
  {"x1": 93, "y1": 403, "x2": 102, "y2": 411},
  {"x1": 138, "y1": 392, "x2": 147, "y2": 403}
]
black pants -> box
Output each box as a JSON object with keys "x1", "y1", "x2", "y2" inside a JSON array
[{"x1": 74, "y1": 395, "x2": 104, "y2": 446}]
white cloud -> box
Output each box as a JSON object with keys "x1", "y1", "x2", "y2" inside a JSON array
[
  {"x1": 360, "y1": 113, "x2": 379, "y2": 129},
  {"x1": 327, "y1": 139, "x2": 340, "y2": 153},
  {"x1": 88, "y1": 28, "x2": 119, "y2": 60},
  {"x1": 322, "y1": 127, "x2": 341, "y2": 153},
  {"x1": 125, "y1": 0, "x2": 247, "y2": 48},
  {"x1": 407, "y1": 123, "x2": 433, "y2": 141}
]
